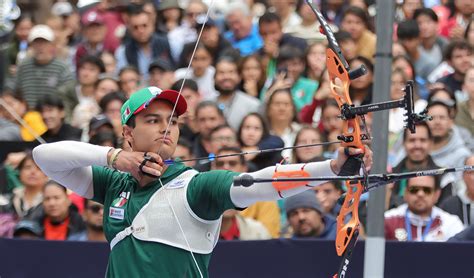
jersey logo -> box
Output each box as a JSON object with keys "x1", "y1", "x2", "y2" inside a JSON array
[
  {"x1": 109, "y1": 207, "x2": 125, "y2": 220},
  {"x1": 166, "y1": 179, "x2": 187, "y2": 189},
  {"x1": 112, "y1": 192, "x2": 130, "y2": 208}
]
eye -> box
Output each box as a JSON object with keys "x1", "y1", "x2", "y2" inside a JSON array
[
  {"x1": 170, "y1": 118, "x2": 178, "y2": 125},
  {"x1": 147, "y1": 119, "x2": 158, "y2": 124}
]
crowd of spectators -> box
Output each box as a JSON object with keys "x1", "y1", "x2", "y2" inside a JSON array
[{"x1": 0, "y1": 0, "x2": 473, "y2": 243}]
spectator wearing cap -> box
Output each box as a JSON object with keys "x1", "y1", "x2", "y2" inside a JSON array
[
  {"x1": 37, "y1": 95, "x2": 82, "y2": 143},
  {"x1": 284, "y1": 190, "x2": 337, "y2": 239},
  {"x1": 115, "y1": 6, "x2": 173, "y2": 81},
  {"x1": 75, "y1": 10, "x2": 115, "y2": 71},
  {"x1": 224, "y1": 2, "x2": 263, "y2": 56},
  {"x1": 148, "y1": 58, "x2": 175, "y2": 90},
  {"x1": 9, "y1": 24, "x2": 73, "y2": 109},
  {"x1": 179, "y1": 15, "x2": 237, "y2": 69},
  {"x1": 436, "y1": 40, "x2": 473, "y2": 96},
  {"x1": 68, "y1": 199, "x2": 106, "y2": 242},
  {"x1": 397, "y1": 20, "x2": 438, "y2": 80},
  {"x1": 13, "y1": 220, "x2": 43, "y2": 239},
  {"x1": 51, "y1": 1, "x2": 82, "y2": 47},
  {"x1": 89, "y1": 114, "x2": 114, "y2": 140},
  {"x1": 59, "y1": 55, "x2": 105, "y2": 125},
  {"x1": 426, "y1": 100, "x2": 471, "y2": 180}
]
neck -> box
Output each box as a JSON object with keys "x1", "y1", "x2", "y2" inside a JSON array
[
  {"x1": 408, "y1": 49, "x2": 420, "y2": 60},
  {"x1": 411, "y1": 208, "x2": 432, "y2": 218},
  {"x1": 431, "y1": 133, "x2": 450, "y2": 150},
  {"x1": 218, "y1": 91, "x2": 235, "y2": 102},
  {"x1": 271, "y1": 120, "x2": 290, "y2": 136},
  {"x1": 220, "y1": 217, "x2": 234, "y2": 233},
  {"x1": 50, "y1": 124, "x2": 63, "y2": 135},
  {"x1": 453, "y1": 72, "x2": 465, "y2": 82},
  {"x1": 421, "y1": 36, "x2": 436, "y2": 49},
  {"x1": 87, "y1": 228, "x2": 107, "y2": 241},
  {"x1": 405, "y1": 159, "x2": 429, "y2": 170},
  {"x1": 49, "y1": 213, "x2": 68, "y2": 224},
  {"x1": 81, "y1": 84, "x2": 95, "y2": 97},
  {"x1": 140, "y1": 42, "x2": 151, "y2": 53},
  {"x1": 23, "y1": 186, "x2": 42, "y2": 205}
]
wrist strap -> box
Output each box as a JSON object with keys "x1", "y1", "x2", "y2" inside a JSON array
[{"x1": 108, "y1": 148, "x2": 123, "y2": 169}]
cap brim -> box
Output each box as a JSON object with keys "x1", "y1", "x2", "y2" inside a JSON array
[{"x1": 134, "y1": 89, "x2": 187, "y2": 117}]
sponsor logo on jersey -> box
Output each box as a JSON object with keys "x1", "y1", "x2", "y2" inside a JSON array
[{"x1": 112, "y1": 191, "x2": 130, "y2": 208}]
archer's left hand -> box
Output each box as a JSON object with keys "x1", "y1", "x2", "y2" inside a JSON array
[{"x1": 330, "y1": 146, "x2": 373, "y2": 175}]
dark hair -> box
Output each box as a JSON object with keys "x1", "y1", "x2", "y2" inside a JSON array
[
  {"x1": 215, "y1": 146, "x2": 246, "y2": 165},
  {"x1": 215, "y1": 55, "x2": 238, "y2": 68},
  {"x1": 403, "y1": 121, "x2": 432, "y2": 142},
  {"x1": 334, "y1": 30, "x2": 354, "y2": 43},
  {"x1": 443, "y1": 39, "x2": 472, "y2": 61},
  {"x1": 78, "y1": 55, "x2": 106, "y2": 73},
  {"x1": 99, "y1": 92, "x2": 127, "y2": 113},
  {"x1": 397, "y1": 20, "x2": 420, "y2": 40},
  {"x1": 16, "y1": 151, "x2": 34, "y2": 171},
  {"x1": 342, "y1": 6, "x2": 370, "y2": 28},
  {"x1": 177, "y1": 137, "x2": 192, "y2": 150},
  {"x1": 95, "y1": 75, "x2": 119, "y2": 88},
  {"x1": 426, "y1": 98, "x2": 456, "y2": 119},
  {"x1": 36, "y1": 94, "x2": 64, "y2": 111},
  {"x1": 43, "y1": 180, "x2": 68, "y2": 194},
  {"x1": 127, "y1": 3, "x2": 147, "y2": 16},
  {"x1": 258, "y1": 12, "x2": 281, "y2": 27},
  {"x1": 350, "y1": 55, "x2": 374, "y2": 72},
  {"x1": 195, "y1": 100, "x2": 224, "y2": 118},
  {"x1": 407, "y1": 174, "x2": 441, "y2": 191},
  {"x1": 265, "y1": 88, "x2": 297, "y2": 123},
  {"x1": 89, "y1": 130, "x2": 117, "y2": 147},
  {"x1": 238, "y1": 55, "x2": 266, "y2": 93},
  {"x1": 277, "y1": 45, "x2": 305, "y2": 65},
  {"x1": 118, "y1": 65, "x2": 140, "y2": 78},
  {"x1": 237, "y1": 112, "x2": 270, "y2": 147},
  {"x1": 393, "y1": 55, "x2": 417, "y2": 80},
  {"x1": 465, "y1": 19, "x2": 473, "y2": 40},
  {"x1": 209, "y1": 124, "x2": 235, "y2": 138},
  {"x1": 413, "y1": 8, "x2": 438, "y2": 22},
  {"x1": 292, "y1": 125, "x2": 324, "y2": 163},
  {"x1": 171, "y1": 79, "x2": 199, "y2": 93}
]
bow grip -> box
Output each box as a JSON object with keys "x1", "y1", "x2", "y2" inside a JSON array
[{"x1": 338, "y1": 149, "x2": 363, "y2": 176}]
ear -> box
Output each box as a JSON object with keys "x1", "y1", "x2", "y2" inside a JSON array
[
  {"x1": 433, "y1": 189, "x2": 441, "y2": 203},
  {"x1": 122, "y1": 125, "x2": 134, "y2": 147}
]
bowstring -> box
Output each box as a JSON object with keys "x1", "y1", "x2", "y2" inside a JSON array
[{"x1": 156, "y1": 1, "x2": 216, "y2": 277}]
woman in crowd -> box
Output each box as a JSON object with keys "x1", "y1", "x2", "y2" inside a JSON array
[
  {"x1": 237, "y1": 112, "x2": 284, "y2": 170},
  {"x1": 264, "y1": 87, "x2": 301, "y2": 159},
  {"x1": 238, "y1": 55, "x2": 266, "y2": 99},
  {"x1": 320, "y1": 99, "x2": 343, "y2": 157},
  {"x1": 305, "y1": 42, "x2": 327, "y2": 83},
  {"x1": 349, "y1": 56, "x2": 374, "y2": 106},
  {"x1": 291, "y1": 125, "x2": 324, "y2": 163}
]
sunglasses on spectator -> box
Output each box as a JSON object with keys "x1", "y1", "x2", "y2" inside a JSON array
[
  {"x1": 407, "y1": 186, "x2": 434, "y2": 195},
  {"x1": 215, "y1": 160, "x2": 239, "y2": 167},
  {"x1": 87, "y1": 205, "x2": 103, "y2": 213}
]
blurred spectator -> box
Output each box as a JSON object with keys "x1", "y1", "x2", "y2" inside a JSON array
[
  {"x1": 12, "y1": 219, "x2": 42, "y2": 239},
  {"x1": 291, "y1": 126, "x2": 324, "y2": 163},
  {"x1": 100, "y1": 51, "x2": 118, "y2": 77},
  {"x1": 26, "y1": 180, "x2": 85, "y2": 240},
  {"x1": 10, "y1": 24, "x2": 73, "y2": 109},
  {"x1": 440, "y1": 155, "x2": 474, "y2": 226},
  {"x1": 175, "y1": 44, "x2": 218, "y2": 100},
  {"x1": 389, "y1": 68, "x2": 412, "y2": 135},
  {"x1": 75, "y1": 10, "x2": 115, "y2": 71},
  {"x1": 0, "y1": 90, "x2": 47, "y2": 141},
  {"x1": 214, "y1": 57, "x2": 260, "y2": 130},
  {"x1": 284, "y1": 190, "x2": 337, "y2": 239},
  {"x1": 172, "y1": 137, "x2": 195, "y2": 167},
  {"x1": 6, "y1": 16, "x2": 33, "y2": 76},
  {"x1": 268, "y1": 0, "x2": 301, "y2": 32},
  {"x1": 219, "y1": 208, "x2": 271, "y2": 240},
  {"x1": 320, "y1": 99, "x2": 343, "y2": 156},
  {"x1": 448, "y1": 223, "x2": 474, "y2": 241},
  {"x1": 264, "y1": 87, "x2": 301, "y2": 159},
  {"x1": 89, "y1": 130, "x2": 117, "y2": 148},
  {"x1": 334, "y1": 31, "x2": 357, "y2": 62},
  {"x1": 340, "y1": 6, "x2": 376, "y2": 62},
  {"x1": 299, "y1": 68, "x2": 331, "y2": 125},
  {"x1": 414, "y1": 8, "x2": 449, "y2": 68},
  {"x1": 274, "y1": 45, "x2": 317, "y2": 111},
  {"x1": 349, "y1": 56, "x2": 374, "y2": 105},
  {"x1": 68, "y1": 199, "x2": 106, "y2": 242},
  {"x1": 397, "y1": 20, "x2": 438, "y2": 80},
  {"x1": 314, "y1": 181, "x2": 343, "y2": 218},
  {"x1": 196, "y1": 124, "x2": 240, "y2": 171},
  {"x1": 0, "y1": 101, "x2": 21, "y2": 141},
  {"x1": 59, "y1": 55, "x2": 105, "y2": 125},
  {"x1": 51, "y1": 1, "x2": 82, "y2": 48},
  {"x1": 426, "y1": 100, "x2": 471, "y2": 178},
  {"x1": 465, "y1": 19, "x2": 474, "y2": 47},
  {"x1": 392, "y1": 122, "x2": 454, "y2": 203},
  {"x1": 285, "y1": 1, "x2": 335, "y2": 43},
  {"x1": 392, "y1": 54, "x2": 429, "y2": 99},
  {"x1": 99, "y1": 92, "x2": 127, "y2": 139},
  {"x1": 192, "y1": 101, "x2": 225, "y2": 158},
  {"x1": 304, "y1": 42, "x2": 327, "y2": 83},
  {"x1": 0, "y1": 152, "x2": 48, "y2": 220},
  {"x1": 37, "y1": 95, "x2": 82, "y2": 143},
  {"x1": 237, "y1": 112, "x2": 284, "y2": 170},
  {"x1": 212, "y1": 146, "x2": 280, "y2": 238},
  {"x1": 45, "y1": 15, "x2": 72, "y2": 70},
  {"x1": 238, "y1": 55, "x2": 266, "y2": 99},
  {"x1": 455, "y1": 67, "x2": 474, "y2": 136},
  {"x1": 148, "y1": 58, "x2": 175, "y2": 90},
  {"x1": 180, "y1": 15, "x2": 236, "y2": 69},
  {"x1": 156, "y1": 0, "x2": 182, "y2": 33},
  {"x1": 396, "y1": 0, "x2": 424, "y2": 22},
  {"x1": 115, "y1": 7, "x2": 173, "y2": 80},
  {"x1": 224, "y1": 2, "x2": 263, "y2": 56},
  {"x1": 436, "y1": 0, "x2": 472, "y2": 40},
  {"x1": 118, "y1": 66, "x2": 142, "y2": 98},
  {"x1": 435, "y1": 40, "x2": 473, "y2": 96},
  {"x1": 171, "y1": 79, "x2": 201, "y2": 143},
  {"x1": 384, "y1": 175, "x2": 464, "y2": 241},
  {"x1": 94, "y1": 75, "x2": 120, "y2": 104},
  {"x1": 320, "y1": 0, "x2": 348, "y2": 26},
  {"x1": 88, "y1": 113, "x2": 114, "y2": 139},
  {"x1": 258, "y1": 12, "x2": 307, "y2": 76}
]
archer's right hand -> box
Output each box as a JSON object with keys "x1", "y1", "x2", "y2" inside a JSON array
[{"x1": 113, "y1": 150, "x2": 164, "y2": 180}]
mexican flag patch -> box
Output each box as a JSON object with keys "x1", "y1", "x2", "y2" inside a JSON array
[{"x1": 112, "y1": 192, "x2": 130, "y2": 207}]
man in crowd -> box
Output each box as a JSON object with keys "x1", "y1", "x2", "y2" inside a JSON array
[
  {"x1": 192, "y1": 101, "x2": 226, "y2": 159},
  {"x1": 284, "y1": 190, "x2": 337, "y2": 239},
  {"x1": 148, "y1": 58, "x2": 175, "y2": 90},
  {"x1": 436, "y1": 40, "x2": 472, "y2": 95},
  {"x1": 314, "y1": 181, "x2": 343, "y2": 218},
  {"x1": 385, "y1": 175, "x2": 464, "y2": 241},
  {"x1": 69, "y1": 199, "x2": 106, "y2": 241}
]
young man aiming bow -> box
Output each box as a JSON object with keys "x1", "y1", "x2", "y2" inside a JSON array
[{"x1": 33, "y1": 86, "x2": 372, "y2": 277}]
